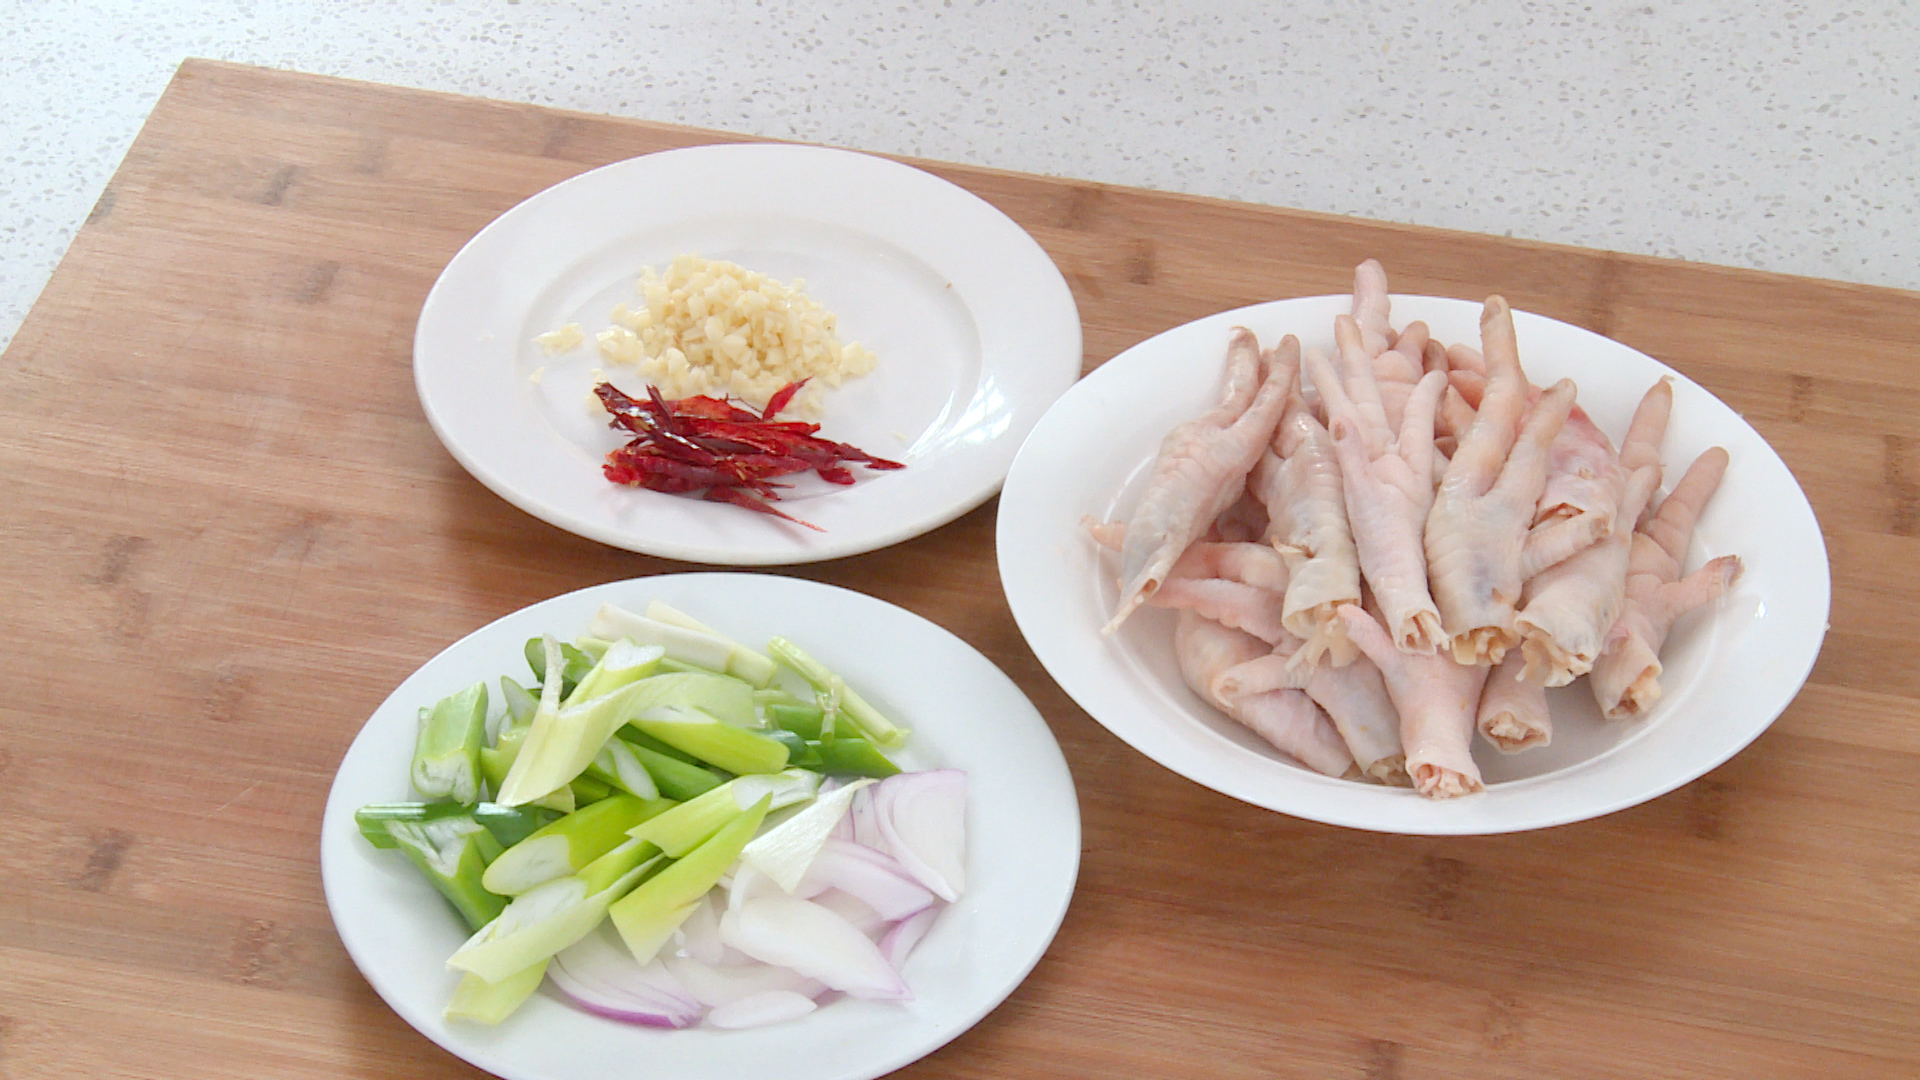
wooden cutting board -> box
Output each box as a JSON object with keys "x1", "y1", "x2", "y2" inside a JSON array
[{"x1": 3, "y1": 59, "x2": 1916, "y2": 1079}]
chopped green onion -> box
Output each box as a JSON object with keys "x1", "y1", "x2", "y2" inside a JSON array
[
  {"x1": 411, "y1": 682, "x2": 488, "y2": 804},
  {"x1": 523, "y1": 637, "x2": 594, "y2": 695},
  {"x1": 447, "y1": 838, "x2": 663, "y2": 984},
  {"x1": 809, "y1": 737, "x2": 901, "y2": 778},
  {"x1": 481, "y1": 794, "x2": 673, "y2": 896},
  {"x1": 608, "y1": 733, "x2": 726, "y2": 801},
  {"x1": 565, "y1": 640, "x2": 665, "y2": 705},
  {"x1": 626, "y1": 770, "x2": 817, "y2": 856},
  {"x1": 444, "y1": 959, "x2": 549, "y2": 1025},
  {"x1": 765, "y1": 702, "x2": 825, "y2": 740},
  {"x1": 585, "y1": 737, "x2": 661, "y2": 800},
  {"x1": 767, "y1": 637, "x2": 909, "y2": 749},
  {"x1": 643, "y1": 600, "x2": 779, "y2": 687},
  {"x1": 608, "y1": 794, "x2": 772, "y2": 962},
  {"x1": 628, "y1": 705, "x2": 790, "y2": 776},
  {"x1": 386, "y1": 815, "x2": 506, "y2": 931},
  {"x1": 495, "y1": 671, "x2": 750, "y2": 806},
  {"x1": 355, "y1": 801, "x2": 554, "y2": 850}
]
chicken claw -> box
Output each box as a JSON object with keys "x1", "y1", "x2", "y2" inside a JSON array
[
  {"x1": 1105, "y1": 330, "x2": 1296, "y2": 634},
  {"x1": 1512, "y1": 466, "x2": 1661, "y2": 686},
  {"x1": 1307, "y1": 336, "x2": 1448, "y2": 654},
  {"x1": 1478, "y1": 650, "x2": 1551, "y2": 752},
  {"x1": 1425, "y1": 296, "x2": 1588, "y2": 665},
  {"x1": 1340, "y1": 604, "x2": 1490, "y2": 799},
  {"x1": 1251, "y1": 392, "x2": 1362, "y2": 668},
  {"x1": 1215, "y1": 635, "x2": 1408, "y2": 784},
  {"x1": 1590, "y1": 447, "x2": 1743, "y2": 718},
  {"x1": 1173, "y1": 610, "x2": 1354, "y2": 776}
]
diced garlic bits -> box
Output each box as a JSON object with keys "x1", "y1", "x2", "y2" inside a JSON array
[
  {"x1": 592, "y1": 254, "x2": 877, "y2": 416},
  {"x1": 533, "y1": 322, "x2": 584, "y2": 355}
]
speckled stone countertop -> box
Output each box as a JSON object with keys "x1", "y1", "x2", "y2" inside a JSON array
[{"x1": 4, "y1": 1, "x2": 1915, "y2": 351}]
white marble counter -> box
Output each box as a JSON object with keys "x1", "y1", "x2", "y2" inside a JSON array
[{"x1": 4, "y1": 0, "x2": 1915, "y2": 351}]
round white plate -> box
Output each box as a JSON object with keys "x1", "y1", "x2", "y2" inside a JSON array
[
  {"x1": 321, "y1": 573, "x2": 1081, "y2": 1079},
  {"x1": 414, "y1": 144, "x2": 1082, "y2": 564},
  {"x1": 998, "y1": 295, "x2": 1829, "y2": 836}
]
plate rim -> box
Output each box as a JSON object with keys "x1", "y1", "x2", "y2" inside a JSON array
[
  {"x1": 320, "y1": 572, "x2": 1082, "y2": 1080},
  {"x1": 412, "y1": 142, "x2": 1083, "y2": 565},
  {"x1": 997, "y1": 293, "x2": 1830, "y2": 836}
]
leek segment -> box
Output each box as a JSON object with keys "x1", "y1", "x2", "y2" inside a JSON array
[
  {"x1": 495, "y1": 671, "x2": 755, "y2": 807},
  {"x1": 385, "y1": 815, "x2": 507, "y2": 932},
  {"x1": 410, "y1": 682, "x2": 489, "y2": 804},
  {"x1": 480, "y1": 794, "x2": 675, "y2": 896},
  {"x1": 448, "y1": 838, "x2": 663, "y2": 984},
  {"x1": 611, "y1": 732, "x2": 726, "y2": 801},
  {"x1": 627, "y1": 771, "x2": 818, "y2": 857},
  {"x1": 585, "y1": 737, "x2": 662, "y2": 800},
  {"x1": 444, "y1": 959, "x2": 549, "y2": 1025},
  {"x1": 642, "y1": 600, "x2": 779, "y2": 687},
  {"x1": 767, "y1": 637, "x2": 909, "y2": 749},
  {"x1": 591, "y1": 601, "x2": 778, "y2": 688},
  {"x1": 355, "y1": 801, "x2": 553, "y2": 850},
  {"x1": 565, "y1": 640, "x2": 666, "y2": 705},
  {"x1": 628, "y1": 706, "x2": 790, "y2": 776},
  {"x1": 609, "y1": 794, "x2": 772, "y2": 963}
]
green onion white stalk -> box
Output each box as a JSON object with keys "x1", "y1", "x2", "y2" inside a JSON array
[
  {"x1": 609, "y1": 794, "x2": 772, "y2": 963},
  {"x1": 481, "y1": 794, "x2": 672, "y2": 896},
  {"x1": 767, "y1": 638, "x2": 909, "y2": 749},
  {"x1": 448, "y1": 836, "x2": 663, "y2": 984}
]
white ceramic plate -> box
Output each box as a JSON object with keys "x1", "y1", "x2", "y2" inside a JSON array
[
  {"x1": 414, "y1": 144, "x2": 1082, "y2": 564},
  {"x1": 320, "y1": 573, "x2": 1080, "y2": 1080},
  {"x1": 998, "y1": 295, "x2": 1829, "y2": 835}
]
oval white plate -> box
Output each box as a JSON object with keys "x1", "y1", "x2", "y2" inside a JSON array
[
  {"x1": 414, "y1": 144, "x2": 1082, "y2": 564},
  {"x1": 998, "y1": 295, "x2": 1828, "y2": 835},
  {"x1": 320, "y1": 573, "x2": 1081, "y2": 1080}
]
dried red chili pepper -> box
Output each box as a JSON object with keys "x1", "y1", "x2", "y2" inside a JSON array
[{"x1": 593, "y1": 381, "x2": 903, "y2": 530}]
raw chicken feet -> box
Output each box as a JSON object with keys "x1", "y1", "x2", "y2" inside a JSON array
[
  {"x1": 1105, "y1": 330, "x2": 1296, "y2": 633},
  {"x1": 1590, "y1": 447, "x2": 1743, "y2": 718}
]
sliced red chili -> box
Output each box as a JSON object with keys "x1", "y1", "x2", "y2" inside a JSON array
[{"x1": 594, "y1": 380, "x2": 903, "y2": 531}]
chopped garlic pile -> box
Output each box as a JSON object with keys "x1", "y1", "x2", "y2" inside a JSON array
[{"x1": 592, "y1": 254, "x2": 877, "y2": 417}]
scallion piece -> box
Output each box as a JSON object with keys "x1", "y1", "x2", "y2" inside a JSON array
[
  {"x1": 481, "y1": 794, "x2": 673, "y2": 897},
  {"x1": 523, "y1": 637, "x2": 594, "y2": 695},
  {"x1": 385, "y1": 814, "x2": 507, "y2": 932},
  {"x1": 447, "y1": 837, "x2": 663, "y2": 984},
  {"x1": 608, "y1": 793, "x2": 773, "y2": 963},
  {"x1": 809, "y1": 737, "x2": 901, "y2": 778},
  {"x1": 495, "y1": 670, "x2": 763, "y2": 807},
  {"x1": 444, "y1": 959, "x2": 549, "y2": 1025},
  {"x1": 628, "y1": 705, "x2": 791, "y2": 776},
  {"x1": 610, "y1": 733, "x2": 727, "y2": 801},
  {"x1": 411, "y1": 682, "x2": 489, "y2": 804},
  {"x1": 767, "y1": 637, "x2": 909, "y2": 749},
  {"x1": 355, "y1": 801, "x2": 553, "y2": 850}
]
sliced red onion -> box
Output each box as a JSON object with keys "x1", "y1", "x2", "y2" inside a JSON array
[
  {"x1": 801, "y1": 839, "x2": 936, "y2": 922},
  {"x1": 739, "y1": 778, "x2": 877, "y2": 893},
  {"x1": 827, "y1": 810, "x2": 856, "y2": 844},
  {"x1": 848, "y1": 784, "x2": 884, "y2": 849},
  {"x1": 550, "y1": 923, "x2": 704, "y2": 1028},
  {"x1": 878, "y1": 904, "x2": 941, "y2": 969},
  {"x1": 807, "y1": 887, "x2": 889, "y2": 939},
  {"x1": 726, "y1": 862, "x2": 783, "y2": 913},
  {"x1": 870, "y1": 770, "x2": 967, "y2": 902},
  {"x1": 671, "y1": 892, "x2": 727, "y2": 964},
  {"x1": 719, "y1": 895, "x2": 912, "y2": 1001},
  {"x1": 707, "y1": 990, "x2": 819, "y2": 1030},
  {"x1": 663, "y1": 953, "x2": 826, "y2": 1008}
]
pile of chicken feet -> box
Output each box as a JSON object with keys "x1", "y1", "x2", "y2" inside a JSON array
[{"x1": 1090, "y1": 261, "x2": 1743, "y2": 799}]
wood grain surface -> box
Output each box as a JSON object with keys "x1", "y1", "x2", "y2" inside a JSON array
[{"x1": 3, "y1": 59, "x2": 1917, "y2": 1080}]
